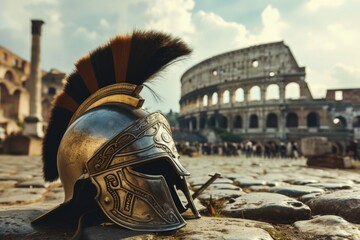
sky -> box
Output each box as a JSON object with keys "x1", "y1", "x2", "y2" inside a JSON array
[{"x1": 1, "y1": 0, "x2": 360, "y2": 113}]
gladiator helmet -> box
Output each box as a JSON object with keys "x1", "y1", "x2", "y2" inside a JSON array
[{"x1": 32, "y1": 31, "x2": 200, "y2": 233}]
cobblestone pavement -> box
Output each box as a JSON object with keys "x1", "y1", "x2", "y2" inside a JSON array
[{"x1": 1, "y1": 155, "x2": 360, "y2": 239}]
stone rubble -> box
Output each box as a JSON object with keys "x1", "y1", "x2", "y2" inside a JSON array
[{"x1": 1, "y1": 155, "x2": 360, "y2": 239}]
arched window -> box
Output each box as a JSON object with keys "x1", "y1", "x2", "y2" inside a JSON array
[
  {"x1": 307, "y1": 112, "x2": 319, "y2": 127},
  {"x1": 190, "y1": 117, "x2": 197, "y2": 131},
  {"x1": 223, "y1": 90, "x2": 230, "y2": 104},
  {"x1": 195, "y1": 97, "x2": 200, "y2": 108},
  {"x1": 200, "y1": 116, "x2": 206, "y2": 129},
  {"x1": 333, "y1": 116, "x2": 347, "y2": 129},
  {"x1": 266, "y1": 84, "x2": 280, "y2": 100},
  {"x1": 285, "y1": 82, "x2": 300, "y2": 99},
  {"x1": 266, "y1": 113, "x2": 278, "y2": 128},
  {"x1": 249, "y1": 86, "x2": 261, "y2": 101},
  {"x1": 286, "y1": 112, "x2": 298, "y2": 127},
  {"x1": 203, "y1": 95, "x2": 208, "y2": 107},
  {"x1": 233, "y1": 115, "x2": 243, "y2": 128},
  {"x1": 249, "y1": 114, "x2": 259, "y2": 128},
  {"x1": 235, "y1": 88, "x2": 244, "y2": 102},
  {"x1": 212, "y1": 92, "x2": 218, "y2": 105},
  {"x1": 4, "y1": 71, "x2": 14, "y2": 82},
  {"x1": 218, "y1": 115, "x2": 228, "y2": 129},
  {"x1": 208, "y1": 116, "x2": 216, "y2": 128}
]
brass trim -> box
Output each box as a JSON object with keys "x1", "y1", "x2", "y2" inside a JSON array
[{"x1": 69, "y1": 83, "x2": 144, "y2": 125}]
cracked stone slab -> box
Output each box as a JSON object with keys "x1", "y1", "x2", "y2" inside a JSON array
[
  {"x1": 269, "y1": 185, "x2": 324, "y2": 198},
  {"x1": 306, "y1": 189, "x2": 360, "y2": 223},
  {"x1": 294, "y1": 215, "x2": 360, "y2": 240},
  {"x1": 221, "y1": 192, "x2": 311, "y2": 223}
]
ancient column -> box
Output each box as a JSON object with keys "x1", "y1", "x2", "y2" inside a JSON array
[{"x1": 23, "y1": 19, "x2": 45, "y2": 137}]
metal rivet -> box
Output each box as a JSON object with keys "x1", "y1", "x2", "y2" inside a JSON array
[{"x1": 104, "y1": 197, "x2": 110, "y2": 204}]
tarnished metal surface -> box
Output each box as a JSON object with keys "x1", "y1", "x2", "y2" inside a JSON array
[{"x1": 52, "y1": 104, "x2": 199, "y2": 232}]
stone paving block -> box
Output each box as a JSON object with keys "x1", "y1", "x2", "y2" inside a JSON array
[
  {"x1": 307, "y1": 189, "x2": 360, "y2": 223},
  {"x1": 221, "y1": 192, "x2": 311, "y2": 223},
  {"x1": 269, "y1": 185, "x2": 324, "y2": 198},
  {"x1": 0, "y1": 188, "x2": 46, "y2": 204},
  {"x1": 298, "y1": 192, "x2": 324, "y2": 203},
  {"x1": 294, "y1": 215, "x2": 360, "y2": 240}
]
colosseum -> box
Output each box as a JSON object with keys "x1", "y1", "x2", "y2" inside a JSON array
[{"x1": 179, "y1": 41, "x2": 360, "y2": 152}]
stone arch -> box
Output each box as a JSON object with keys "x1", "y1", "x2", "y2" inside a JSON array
[
  {"x1": 233, "y1": 115, "x2": 243, "y2": 128},
  {"x1": 249, "y1": 86, "x2": 261, "y2": 101},
  {"x1": 212, "y1": 92, "x2": 218, "y2": 105},
  {"x1": 223, "y1": 90, "x2": 230, "y2": 104},
  {"x1": 4, "y1": 71, "x2": 13, "y2": 81},
  {"x1": 286, "y1": 112, "x2": 299, "y2": 127},
  {"x1": 189, "y1": 117, "x2": 197, "y2": 131},
  {"x1": 307, "y1": 112, "x2": 320, "y2": 127},
  {"x1": 333, "y1": 115, "x2": 347, "y2": 129},
  {"x1": 218, "y1": 115, "x2": 228, "y2": 129},
  {"x1": 203, "y1": 95, "x2": 208, "y2": 107},
  {"x1": 235, "y1": 88, "x2": 244, "y2": 102},
  {"x1": 200, "y1": 116, "x2": 207, "y2": 129},
  {"x1": 249, "y1": 114, "x2": 259, "y2": 128},
  {"x1": 266, "y1": 84, "x2": 280, "y2": 100},
  {"x1": 353, "y1": 116, "x2": 360, "y2": 128},
  {"x1": 208, "y1": 115, "x2": 216, "y2": 128},
  {"x1": 195, "y1": 96, "x2": 200, "y2": 108},
  {"x1": 0, "y1": 85, "x2": 20, "y2": 119},
  {"x1": 266, "y1": 113, "x2": 278, "y2": 128},
  {"x1": 285, "y1": 82, "x2": 300, "y2": 99}
]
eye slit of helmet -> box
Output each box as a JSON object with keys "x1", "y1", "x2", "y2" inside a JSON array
[{"x1": 132, "y1": 158, "x2": 187, "y2": 213}]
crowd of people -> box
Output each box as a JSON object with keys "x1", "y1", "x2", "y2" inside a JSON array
[{"x1": 176, "y1": 140, "x2": 301, "y2": 159}]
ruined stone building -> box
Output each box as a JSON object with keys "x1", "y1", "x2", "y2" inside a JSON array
[
  {"x1": 179, "y1": 41, "x2": 360, "y2": 151},
  {"x1": 0, "y1": 45, "x2": 64, "y2": 135}
]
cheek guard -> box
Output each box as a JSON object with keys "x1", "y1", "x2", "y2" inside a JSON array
[{"x1": 86, "y1": 112, "x2": 200, "y2": 231}]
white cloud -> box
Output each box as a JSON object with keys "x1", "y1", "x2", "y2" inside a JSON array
[
  {"x1": 327, "y1": 23, "x2": 358, "y2": 46},
  {"x1": 306, "y1": 0, "x2": 344, "y2": 12},
  {"x1": 145, "y1": 0, "x2": 195, "y2": 40},
  {"x1": 74, "y1": 27, "x2": 99, "y2": 41},
  {"x1": 258, "y1": 5, "x2": 288, "y2": 43}
]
